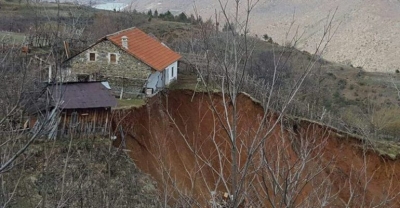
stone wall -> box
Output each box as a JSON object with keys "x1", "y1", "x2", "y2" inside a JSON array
[
  {"x1": 63, "y1": 40, "x2": 151, "y2": 97},
  {"x1": 108, "y1": 77, "x2": 147, "y2": 98}
]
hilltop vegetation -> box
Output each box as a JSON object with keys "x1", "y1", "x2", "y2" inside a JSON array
[{"x1": 126, "y1": 0, "x2": 400, "y2": 73}]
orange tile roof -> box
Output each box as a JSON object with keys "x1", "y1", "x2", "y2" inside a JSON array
[{"x1": 107, "y1": 27, "x2": 181, "y2": 71}]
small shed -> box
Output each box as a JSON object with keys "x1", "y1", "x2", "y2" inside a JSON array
[{"x1": 29, "y1": 81, "x2": 117, "y2": 137}]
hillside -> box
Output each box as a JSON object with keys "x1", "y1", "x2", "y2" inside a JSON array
[
  {"x1": 128, "y1": 0, "x2": 400, "y2": 73},
  {"x1": 1, "y1": 138, "x2": 161, "y2": 207},
  {"x1": 2, "y1": 1, "x2": 400, "y2": 207}
]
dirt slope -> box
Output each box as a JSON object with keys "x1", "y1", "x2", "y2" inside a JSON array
[
  {"x1": 127, "y1": 0, "x2": 400, "y2": 73},
  {"x1": 113, "y1": 90, "x2": 400, "y2": 207}
]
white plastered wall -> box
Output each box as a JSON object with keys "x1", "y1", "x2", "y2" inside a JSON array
[{"x1": 164, "y1": 61, "x2": 178, "y2": 85}]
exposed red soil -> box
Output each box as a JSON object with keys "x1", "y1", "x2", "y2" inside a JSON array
[{"x1": 113, "y1": 90, "x2": 400, "y2": 207}]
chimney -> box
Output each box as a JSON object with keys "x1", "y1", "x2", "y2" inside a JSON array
[{"x1": 121, "y1": 36, "x2": 128, "y2": 49}]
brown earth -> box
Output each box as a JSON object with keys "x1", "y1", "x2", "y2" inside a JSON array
[{"x1": 113, "y1": 90, "x2": 400, "y2": 207}]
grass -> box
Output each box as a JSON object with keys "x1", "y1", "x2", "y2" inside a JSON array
[
  {"x1": 368, "y1": 139, "x2": 400, "y2": 160},
  {"x1": 0, "y1": 31, "x2": 26, "y2": 43},
  {"x1": 141, "y1": 19, "x2": 193, "y2": 42},
  {"x1": 168, "y1": 74, "x2": 199, "y2": 90},
  {"x1": 168, "y1": 72, "x2": 221, "y2": 92},
  {"x1": 115, "y1": 98, "x2": 146, "y2": 109}
]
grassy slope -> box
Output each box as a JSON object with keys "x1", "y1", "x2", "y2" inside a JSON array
[
  {"x1": 141, "y1": 19, "x2": 193, "y2": 42},
  {"x1": 0, "y1": 31, "x2": 25, "y2": 43},
  {"x1": 249, "y1": 38, "x2": 400, "y2": 137},
  {"x1": 116, "y1": 98, "x2": 146, "y2": 109},
  {"x1": 3, "y1": 138, "x2": 160, "y2": 207}
]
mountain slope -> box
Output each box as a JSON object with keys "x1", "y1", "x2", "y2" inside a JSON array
[{"x1": 128, "y1": 0, "x2": 400, "y2": 72}]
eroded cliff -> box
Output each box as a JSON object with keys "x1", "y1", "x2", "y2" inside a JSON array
[{"x1": 113, "y1": 90, "x2": 400, "y2": 207}]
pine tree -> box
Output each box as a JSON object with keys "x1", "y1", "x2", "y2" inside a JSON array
[{"x1": 147, "y1": 9, "x2": 153, "y2": 17}]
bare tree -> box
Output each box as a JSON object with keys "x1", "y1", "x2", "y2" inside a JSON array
[
  {"x1": 0, "y1": 37, "x2": 61, "y2": 206},
  {"x1": 185, "y1": 1, "x2": 338, "y2": 207},
  {"x1": 124, "y1": 0, "x2": 341, "y2": 207}
]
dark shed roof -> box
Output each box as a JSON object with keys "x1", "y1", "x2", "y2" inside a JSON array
[{"x1": 49, "y1": 82, "x2": 117, "y2": 109}]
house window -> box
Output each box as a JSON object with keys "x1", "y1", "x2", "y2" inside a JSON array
[
  {"x1": 89, "y1": 52, "x2": 96, "y2": 61},
  {"x1": 171, "y1": 67, "x2": 174, "y2": 77},
  {"x1": 109, "y1": 53, "x2": 117, "y2": 64}
]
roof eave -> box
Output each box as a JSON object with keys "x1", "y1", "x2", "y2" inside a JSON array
[
  {"x1": 62, "y1": 37, "x2": 107, "y2": 63},
  {"x1": 105, "y1": 26, "x2": 137, "y2": 38},
  {"x1": 155, "y1": 57, "x2": 182, "y2": 71}
]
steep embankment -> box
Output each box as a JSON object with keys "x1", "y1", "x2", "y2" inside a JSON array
[{"x1": 113, "y1": 90, "x2": 400, "y2": 207}]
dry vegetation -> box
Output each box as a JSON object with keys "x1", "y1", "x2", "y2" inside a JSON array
[
  {"x1": 115, "y1": 98, "x2": 146, "y2": 109},
  {"x1": 2, "y1": 137, "x2": 161, "y2": 207},
  {"x1": 128, "y1": 0, "x2": 400, "y2": 73}
]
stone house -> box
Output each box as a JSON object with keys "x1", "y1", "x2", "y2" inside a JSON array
[{"x1": 62, "y1": 27, "x2": 181, "y2": 98}]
